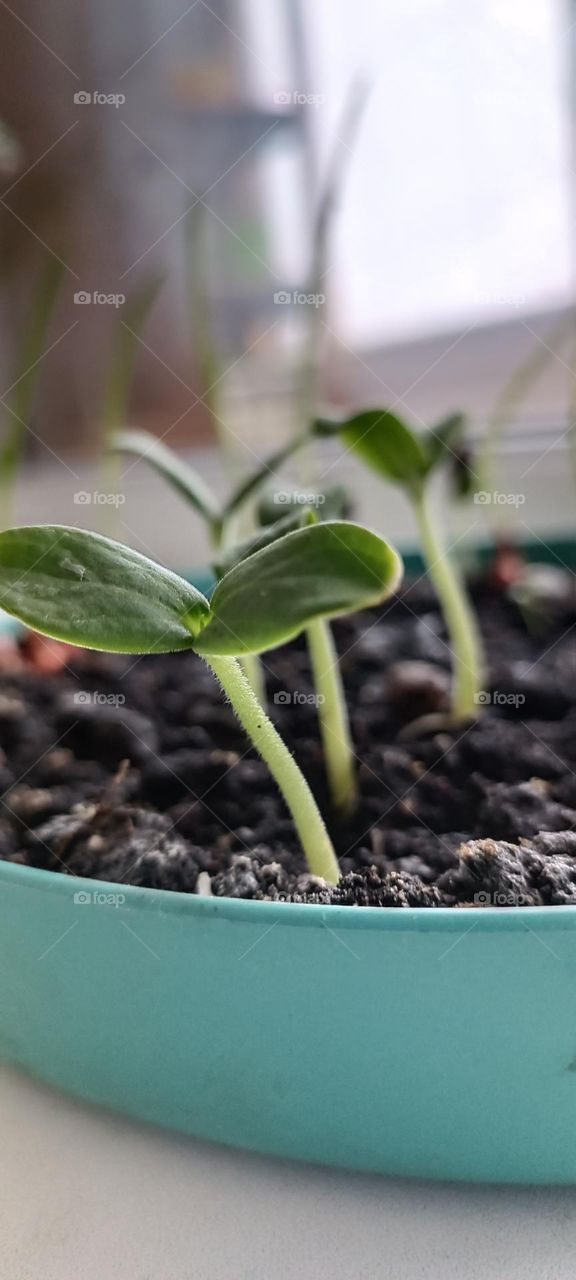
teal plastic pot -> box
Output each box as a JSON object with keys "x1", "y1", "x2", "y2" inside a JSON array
[
  {"x1": 1, "y1": 537, "x2": 576, "y2": 1183},
  {"x1": 1, "y1": 859, "x2": 576, "y2": 1183}
]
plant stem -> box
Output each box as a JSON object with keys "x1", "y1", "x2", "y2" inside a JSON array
[
  {"x1": 211, "y1": 521, "x2": 267, "y2": 709},
  {"x1": 204, "y1": 653, "x2": 340, "y2": 883},
  {"x1": 412, "y1": 487, "x2": 484, "y2": 722},
  {"x1": 306, "y1": 618, "x2": 356, "y2": 816},
  {"x1": 240, "y1": 651, "x2": 266, "y2": 706}
]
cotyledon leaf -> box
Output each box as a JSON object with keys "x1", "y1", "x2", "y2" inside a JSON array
[
  {"x1": 195, "y1": 520, "x2": 403, "y2": 656},
  {"x1": 0, "y1": 526, "x2": 210, "y2": 652}
]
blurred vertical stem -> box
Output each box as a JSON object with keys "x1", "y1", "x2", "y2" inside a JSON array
[
  {"x1": 297, "y1": 80, "x2": 370, "y2": 472},
  {"x1": 479, "y1": 310, "x2": 574, "y2": 530},
  {"x1": 306, "y1": 617, "x2": 356, "y2": 815},
  {"x1": 99, "y1": 276, "x2": 162, "y2": 533},
  {"x1": 412, "y1": 486, "x2": 484, "y2": 722},
  {"x1": 0, "y1": 259, "x2": 64, "y2": 528},
  {"x1": 185, "y1": 206, "x2": 230, "y2": 466}
]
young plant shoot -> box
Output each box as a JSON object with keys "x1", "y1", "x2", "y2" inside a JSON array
[
  {"x1": 0, "y1": 522, "x2": 402, "y2": 883},
  {"x1": 313, "y1": 410, "x2": 484, "y2": 724},
  {"x1": 218, "y1": 494, "x2": 358, "y2": 817},
  {"x1": 109, "y1": 428, "x2": 317, "y2": 704}
]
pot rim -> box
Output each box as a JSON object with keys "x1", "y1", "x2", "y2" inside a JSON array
[{"x1": 3, "y1": 857, "x2": 576, "y2": 932}]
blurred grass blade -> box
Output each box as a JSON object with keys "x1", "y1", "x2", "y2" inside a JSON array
[
  {"x1": 0, "y1": 258, "x2": 65, "y2": 523},
  {"x1": 222, "y1": 433, "x2": 309, "y2": 522},
  {"x1": 110, "y1": 428, "x2": 221, "y2": 532},
  {"x1": 102, "y1": 273, "x2": 163, "y2": 434}
]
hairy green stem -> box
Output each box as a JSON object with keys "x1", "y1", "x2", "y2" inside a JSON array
[
  {"x1": 413, "y1": 488, "x2": 484, "y2": 722},
  {"x1": 306, "y1": 618, "x2": 356, "y2": 815},
  {"x1": 210, "y1": 521, "x2": 267, "y2": 709},
  {"x1": 239, "y1": 651, "x2": 266, "y2": 706},
  {"x1": 204, "y1": 654, "x2": 340, "y2": 882}
]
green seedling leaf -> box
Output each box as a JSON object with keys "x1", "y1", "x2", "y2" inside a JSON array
[
  {"x1": 449, "y1": 443, "x2": 477, "y2": 501},
  {"x1": 222, "y1": 434, "x2": 308, "y2": 522},
  {"x1": 257, "y1": 483, "x2": 349, "y2": 526},
  {"x1": 195, "y1": 520, "x2": 403, "y2": 656},
  {"x1": 213, "y1": 507, "x2": 311, "y2": 579},
  {"x1": 0, "y1": 526, "x2": 210, "y2": 652},
  {"x1": 426, "y1": 412, "x2": 466, "y2": 468},
  {"x1": 110, "y1": 430, "x2": 221, "y2": 532},
  {"x1": 313, "y1": 410, "x2": 429, "y2": 490}
]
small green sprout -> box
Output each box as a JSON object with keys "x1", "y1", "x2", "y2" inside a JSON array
[
  {"x1": 219, "y1": 494, "x2": 359, "y2": 817},
  {"x1": 0, "y1": 522, "x2": 402, "y2": 883},
  {"x1": 109, "y1": 428, "x2": 316, "y2": 704},
  {"x1": 313, "y1": 409, "x2": 484, "y2": 724},
  {"x1": 110, "y1": 428, "x2": 311, "y2": 552}
]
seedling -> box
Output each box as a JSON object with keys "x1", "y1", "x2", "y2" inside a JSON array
[
  {"x1": 220, "y1": 492, "x2": 359, "y2": 817},
  {"x1": 110, "y1": 428, "x2": 312, "y2": 552},
  {"x1": 0, "y1": 521, "x2": 402, "y2": 882},
  {"x1": 109, "y1": 427, "x2": 313, "y2": 703},
  {"x1": 312, "y1": 409, "x2": 484, "y2": 724}
]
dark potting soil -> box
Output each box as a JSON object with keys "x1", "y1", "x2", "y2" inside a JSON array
[{"x1": 1, "y1": 571, "x2": 576, "y2": 908}]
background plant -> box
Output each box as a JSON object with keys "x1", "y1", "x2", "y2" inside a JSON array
[{"x1": 311, "y1": 409, "x2": 484, "y2": 724}]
